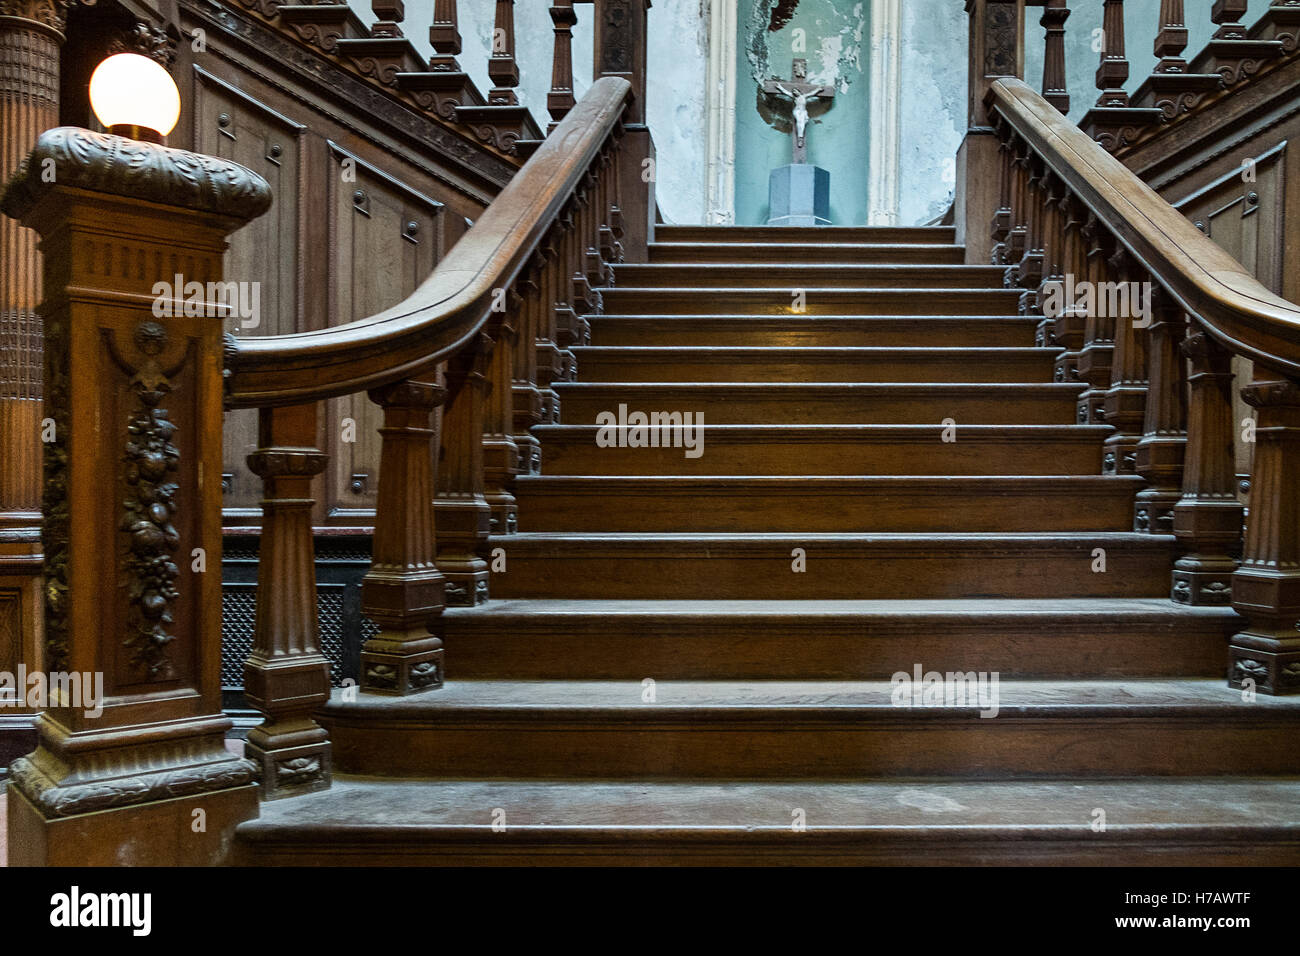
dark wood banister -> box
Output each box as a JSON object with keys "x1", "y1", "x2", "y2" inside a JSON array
[
  {"x1": 989, "y1": 76, "x2": 1300, "y2": 378},
  {"x1": 224, "y1": 76, "x2": 632, "y2": 410}
]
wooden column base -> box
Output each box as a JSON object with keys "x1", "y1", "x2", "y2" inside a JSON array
[
  {"x1": 245, "y1": 716, "x2": 332, "y2": 799},
  {"x1": 7, "y1": 776, "x2": 257, "y2": 866},
  {"x1": 361, "y1": 628, "x2": 444, "y2": 695}
]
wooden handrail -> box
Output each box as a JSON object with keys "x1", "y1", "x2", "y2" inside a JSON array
[
  {"x1": 988, "y1": 76, "x2": 1300, "y2": 378},
  {"x1": 224, "y1": 76, "x2": 631, "y2": 409}
]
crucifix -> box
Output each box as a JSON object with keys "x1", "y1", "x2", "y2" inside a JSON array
[{"x1": 763, "y1": 58, "x2": 835, "y2": 164}]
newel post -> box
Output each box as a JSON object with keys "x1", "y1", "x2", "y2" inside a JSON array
[
  {"x1": 1229, "y1": 377, "x2": 1300, "y2": 695},
  {"x1": 1, "y1": 128, "x2": 270, "y2": 864},
  {"x1": 591, "y1": 0, "x2": 653, "y2": 261},
  {"x1": 957, "y1": 0, "x2": 1025, "y2": 264}
]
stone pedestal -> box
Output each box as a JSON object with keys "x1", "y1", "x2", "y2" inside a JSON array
[{"x1": 767, "y1": 164, "x2": 830, "y2": 227}]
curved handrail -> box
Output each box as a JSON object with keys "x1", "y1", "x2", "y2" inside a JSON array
[
  {"x1": 224, "y1": 76, "x2": 632, "y2": 409},
  {"x1": 988, "y1": 77, "x2": 1300, "y2": 379}
]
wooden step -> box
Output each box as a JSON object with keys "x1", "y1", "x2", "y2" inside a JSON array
[
  {"x1": 588, "y1": 315, "x2": 1039, "y2": 348},
  {"x1": 611, "y1": 263, "x2": 1007, "y2": 289},
  {"x1": 554, "y1": 382, "x2": 1081, "y2": 424},
  {"x1": 653, "y1": 225, "x2": 958, "y2": 245},
  {"x1": 536, "y1": 424, "x2": 1107, "y2": 476},
  {"x1": 315, "y1": 679, "x2": 1300, "y2": 779},
  {"x1": 487, "y1": 532, "x2": 1175, "y2": 599},
  {"x1": 442, "y1": 598, "x2": 1235, "y2": 680},
  {"x1": 514, "y1": 476, "x2": 1141, "y2": 533},
  {"x1": 570, "y1": 346, "x2": 1057, "y2": 384},
  {"x1": 648, "y1": 242, "x2": 966, "y2": 265},
  {"x1": 597, "y1": 287, "x2": 1024, "y2": 315},
  {"x1": 235, "y1": 776, "x2": 1300, "y2": 865}
]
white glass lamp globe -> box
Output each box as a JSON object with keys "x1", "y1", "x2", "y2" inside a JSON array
[{"x1": 89, "y1": 53, "x2": 181, "y2": 142}]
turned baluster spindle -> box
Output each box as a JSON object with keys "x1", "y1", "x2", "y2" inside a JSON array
[
  {"x1": 1228, "y1": 376, "x2": 1300, "y2": 694},
  {"x1": 360, "y1": 379, "x2": 447, "y2": 694},
  {"x1": 371, "y1": 0, "x2": 406, "y2": 37},
  {"x1": 483, "y1": 293, "x2": 520, "y2": 534},
  {"x1": 488, "y1": 0, "x2": 520, "y2": 105},
  {"x1": 1096, "y1": 0, "x2": 1131, "y2": 107},
  {"x1": 1171, "y1": 331, "x2": 1243, "y2": 605},
  {"x1": 1211, "y1": 0, "x2": 1250, "y2": 39},
  {"x1": 1101, "y1": 248, "x2": 1148, "y2": 474},
  {"x1": 435, "y1": 334, "x2": 493, "y2": 606},
  {"x1": 1041, "y1": 0, "x2": 1071, "y2": 113},
  {"x1": 244, "y1": 402, "x2": 333, "y2": 799},
  {"x1": 1155, "y1": 0, "x2": 1189, "y2": 72},
  {"x1": 1051, "y1": 195, "x2": 1088, "y2": 380},
  {"x1": 1133, "y1": 290, "x2": 1188, "y2": 533},
  {"x1": 512, "y1": 262, "x2": 544, "y2": 477},
  {"x1": 990, "y1": 124, "x2": 1014, "y2": 264},
  {"x1": 431, "y1": 0, "x2": 462, "y2": 53},
  {"x1": 535, "y1": 232, "x2": 563, "y2": 425},
  {"x1": 1076, "y1": 219, "x2": 1116, "y2": 424},
  {"x1": 548, "y1": 0, "x2": 578, "y2": 128}
]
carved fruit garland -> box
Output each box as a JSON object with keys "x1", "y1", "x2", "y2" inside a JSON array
[{"x1": 121, "y1": 322, "x2": 181, "y2": 678}]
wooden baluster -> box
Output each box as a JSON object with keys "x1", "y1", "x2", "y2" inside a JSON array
[
  {"x1": 371, "y1": 0, "x2": 406, "y2": 37},
  {"x1": 536, "y1": 229, "x2": 565, "y2": 426},
  {"x1": 1005, "y1": 139, "x2": 1029, "y2": 278},
  {"x1": 608, "y1": 133, "x2": 627, "y2": 262},
  {"x1": 435, "y1": 334, "x2": 493, "y2": 606},
  {"x1": 1041, "y1": 0, "x2": 1071, "y2": 113},
  {"x1": 1075, "y1": 218, "x2": 1116, "y2": 424},
  {"x1": 990, "y1": 120, "x2": 1014, "y2": 266},
  {"x1": 1172, "y1": 331, "x2": 1242, "y2": 604},
  {"x1": 245, "y1": 403, "x2": 333, "y2": 798},
  {"x1": 548, "y1": 0, "x2": 577, "y2": 130},
  {"x1": 1133, "y1": 289, "x2": 1188, "y2": 533},
  {"x1": 1229, "y1": 375, "x2": 1300, "y2": 693},
  {"x1": 1017, "y1": 155, "x2": 1045, "y2": 315},
  {"x1": 555, "y1": 205, "x2": 580, "y2": 384},
  {"x1": 488, "y1": 0, "x2": 520, "y2": 105},
  {"x1": 483, "y1": 294, "x2": 520, "y2": 534},
  {"x1": 513, "y1": 260, "x2": 544, "y2": 477},
  {"x1": 1034, "y1": 170, "x2": 1063, "y2": 334},
  {"x1": 431, "y1": 0, "x2": 462, "y2": 53},
  {"x1": 1155, "y1": 0, "x2": 1189, "y2": 72},
  {"x1": 360, "y1": 379, "x2": 447, "y2": 694},
  {"x1": 1101, "y1": 248, "x2": 1148, "y2": 474},
  {"x1": 1096, "y1": 0, "x2": 1130, "y2": 107},
  {"x1": 1050, "y1": 194, "x2": 1087, "y2": 384},
  {"x1": 1211, "y1": 0, "x2": 1250, "y2": 39}
]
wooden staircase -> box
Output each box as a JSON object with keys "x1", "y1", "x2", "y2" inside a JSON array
[{"x1": 236, "y1": 226, "x2": 1300, "y2": 865}]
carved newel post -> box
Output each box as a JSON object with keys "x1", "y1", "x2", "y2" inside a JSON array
[{"x1": 1, "y1": 128, "x2": 271, "y2": 864}]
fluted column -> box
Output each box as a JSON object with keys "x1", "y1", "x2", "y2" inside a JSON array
[
  {"x1": 487, "y1": 0, "x2": 520, "y2": 105},
  {"x1": 1040, "y1": 0, "x2": 1071, "y2": 113},
  {"x1": 1229, "y1": 377, "x2": 1300, "y2": 694},
  {"x1": 1096, "y1": 0, "x2": 1130, "y2": 106},
  {"x1": 1171, "y1": 330, "x2": 1242, "y2": 605},
  {"x1": 244, "y1": 403, "x2": 333, "y2": 799},
  {"x1": 361, "y1": 379, "x2": 447, "y2": 694}
]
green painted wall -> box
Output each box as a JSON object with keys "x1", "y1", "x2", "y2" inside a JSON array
[{"x1": 734, "y1": 0, "x2": 871, "y2": 225}]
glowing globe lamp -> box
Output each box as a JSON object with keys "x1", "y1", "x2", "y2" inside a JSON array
[{"x1": 89, "y1": 53, "x2": 181, "y2": 144}]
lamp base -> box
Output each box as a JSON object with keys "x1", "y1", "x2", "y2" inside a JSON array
[{"x1": 107, "y1": 124, "x2": 164, "y2": 144}]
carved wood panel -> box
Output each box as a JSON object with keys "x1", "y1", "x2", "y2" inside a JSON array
[
  {"x1": 325, "y1": 143, "x2": 443, "y2": 522},
  {"x1": 195, "y1": 67, "x2": 305, "y2": 517}
]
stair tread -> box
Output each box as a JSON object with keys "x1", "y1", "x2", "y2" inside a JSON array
[
  {"x1": 445, "y1": 596, "x2": 1231, "y2": 620},
  {"x1": 518, "y1": 475, "x2": 1139, "y2": 486},
  {"x1": 240, "y1": 776, "x2": 1300, "y2": 836},
  {"x1": 320, "y1": 678, "x2": 1294, "y2": 715}
]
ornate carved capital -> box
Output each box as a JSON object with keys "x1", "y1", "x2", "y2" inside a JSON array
[
  {"x1": 1241, "y1": 379, "x2": 1300, "y2": 409},
  {"x1": 107, "y1": 21, "x2": 178, "y2": 68},
  {"x1": 2, "y1": 127, "x2": 272, "y2": 223},
  {"x1": 0, "y1": 0, "x2": 73, "y2": 37}
]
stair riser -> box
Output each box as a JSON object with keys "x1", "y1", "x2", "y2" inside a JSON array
[
  {"x1": 589, "y1": 318, "x2": 1038, "y2": 348},
  {"x1": 598, "y1": 289, "x2": 1024, "y2": 315},
  {"x1": 488, "y1": 546, "x2": 1174, "y2": 599},
  {"x1": 443, "y1": 621, "x2": 1228, "y2": 680},
  {"x1": 653, "y1": 226, "x2": 958, "y2": 244},
  {"x1": 648, "y1": 244, "x2": 967, "y2": 265},
  {"x1": 323, "y1": 718, "x2": 1299, "y2": 779},
  {"x1": 515, "y1": 487, "x2": 1137, "y2": 532},
  {"x1": 571, "y1": 352, "x2": 1056, "y2": 384},
  {"x1": 538, "y1": 436, "x2": 1104, "y2": 476},
  {"x1": 611, "y1": 266, "x2": 1007, "y2": 289},
  {"x1": 555, "y1": 388, "x2": 1080, "y2": 424}
]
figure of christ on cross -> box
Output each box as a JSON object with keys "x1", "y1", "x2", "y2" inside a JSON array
[{"x1": 763, "y1": 58, "x2": 835, "y2": 164}]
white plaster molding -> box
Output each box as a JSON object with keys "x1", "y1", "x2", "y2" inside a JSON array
[
  {"x1": 867, "y1": 0, "x2": 902, "y2": 226},
  {"x1": 704, "y1": 0, "x2": 738, "y2": 224}
]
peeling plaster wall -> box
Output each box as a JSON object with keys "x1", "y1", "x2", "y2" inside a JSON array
[{"x1": 897, "y1": 0, "x2": 965, "y2": 226}]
